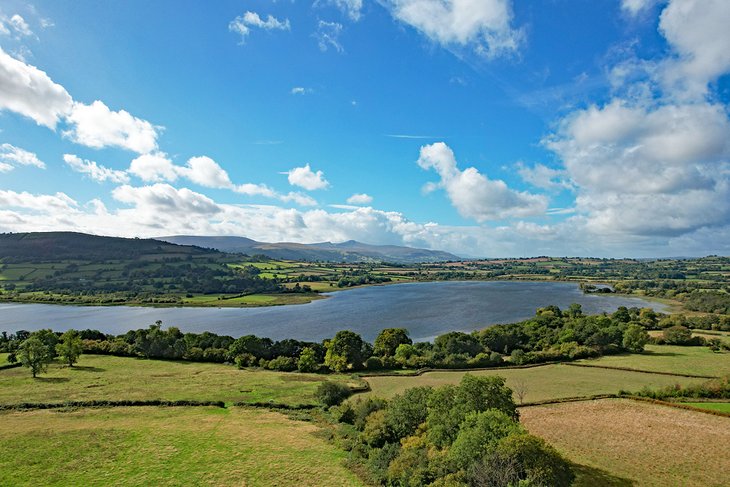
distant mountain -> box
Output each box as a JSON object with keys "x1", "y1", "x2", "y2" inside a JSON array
[
  {"x1": 159, "y1": 235, "x2": 460, "y2": 263},
  {"x1": 0, "y1": 232, "x2": 216, "y2": 262}
]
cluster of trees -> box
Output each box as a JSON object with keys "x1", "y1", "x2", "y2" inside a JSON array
[
  {"x1": 327, "y1": 375, "x2": 574, "y2": 486},
  {"x1": 2, "y1": 329, "x2": 83, "y2": 377}
]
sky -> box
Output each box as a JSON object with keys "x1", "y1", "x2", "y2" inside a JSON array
[{"x1": 0, "y1": 0, "x2": 729, "y2": 258}]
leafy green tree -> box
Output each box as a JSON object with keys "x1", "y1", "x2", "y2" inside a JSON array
[
  {"x1": 374, "y1": 328, "x2": 412, "y2": 357},
  {"x1": 324, "y1": 330, "x2": 367, "y2": 371},
  {"x1": 30, "y1": 329, "x2": 59, "y2": 358},
  {"x1": 56, "y1": 330, "x2": 83, "y2": 366},
  {"x1": 297, "y1": 347, "x2": 319, "y2": 372},
  {"x1": 385, "y1": 386, "x2": 432, "y2": 439},
  {"x1": 622, "y1": 323, "x2": 649, "y2": 352},
  {"x1": 490, "y1": 434, "x2": 574, "y2": 487},
  {"x1": 663, "y1": 325, "x2": 694, "y2": 345},
  {"x1": 228, "y1": 334, "x2": 274, "y2": 360},
  {"x1": 448, "y1": 410, "x2": 524, "y2": 470},
  {"x1": 18, "y1": 337, "x2": 52, "y2": 377},
  {"x1": 434, "y1": 332, "x2": 482, "y2": 357}
]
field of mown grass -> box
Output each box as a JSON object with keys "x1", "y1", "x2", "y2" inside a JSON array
[
  {"x1": 362, "y1": 364, "x2": 705, "y2": 402},
  {"x1": 575, "y1": 344, "x2": 730, "y2": 377},
  {"x1": 0, "y1": 355, "x2": 358, "y2": 406},
  {"x1": 682, "y1": 402, "x2": 730, "y2": 413},
  {"x1": 0, "y1": 406, "x2": 363, "y2": 487},
  {"x1": 521, "y1": 399, "x2": 730, "y2": 487}
]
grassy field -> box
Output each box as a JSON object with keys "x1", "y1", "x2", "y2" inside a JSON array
[
  {"x1": 363, "y1": 364, "x2": 706, "y2": 403},
  {"x1": 521, "y1": 399, "x2": 730, "y2": 486},
  {"x1": 0, "y1": 406, "x2": 363, "y2": 487},
  {"x1": 179, "y1": 292, "x2": 323, "y2": 307},
  {"x1": 575, "y1": 344, "x2": 730, "y2": 377},
  {"x1": 682, "y1": 402, "x2": 730, "y2": 413},
  {"x1": 0, "y1": 353, "x2": 8, "y2": 365},
  {"x1": 0, "y1": 355, "x2": 358, "y2": 406}
]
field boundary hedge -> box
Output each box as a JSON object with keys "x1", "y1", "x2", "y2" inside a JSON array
[
  {"x1": 0, "y1": 363, "x2": 21, "y2": 371},
  {"x1": 0, "y1": 399, "x2": 225, "y2": 411},
  {"x1": 563, "y1": 362, "x2": 717, "y2": 379}
]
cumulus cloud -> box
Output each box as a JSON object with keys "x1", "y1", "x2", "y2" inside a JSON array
[
  {"x1": 658, "y1": 0, "x2": 730, "y2": 100},
  {"x1": 544, "y1": 0, "x2": 730, "y2": 238},
  {"x1": 0, "y1": 48, "x2": 161, "y2": 153},
  {"x1": 314, "y1": 21, "x2": 344, "y2": 52},
  {"x1": 347, "y1": 193, "x2": 373, "y2": 205},
  {"x1": 64, "y1": 100, "x2": 159, "y2": 154},
  {"x1": 128, "y1": 152, "x2": 178, "y2": 182},
  {"x1": 63, "y1": 154, "x2": 129, "y2": 184},
  {"x1": 382, "y1": 0, "x2": 523, "y2": 59},
  {"x1": 285, "y1": 163, "x2": 330, "y2": 191},
  {"x1": 0, "y1": 143, "x2": 45, "y2": 170},
  {"x1": 0, "y1": 46, "x2": 73, "y2": 128},
  {"x1": 417, "y1": 142, "x2": 547, "y2": 222},
  {"x1": 229, "y1": 11, "x2": 290, "y2": 43}
]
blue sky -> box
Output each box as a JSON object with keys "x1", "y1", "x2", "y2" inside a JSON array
[{"x1": 0, "y1": 0, "x2": 729, "y2": 257}]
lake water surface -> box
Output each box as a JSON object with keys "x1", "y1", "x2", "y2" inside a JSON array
[{"x1": 0, "y1": 281, "x2": 663, "y2": 342}]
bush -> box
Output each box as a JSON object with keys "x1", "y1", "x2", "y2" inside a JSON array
[
  {"x1": 234, "y1": 353, "x2": 256, "y2": 369},
  {"x1": 315, "y1": 381, "x2": 352, "y2": 406},
  {"x1": 267, "y1": 356, "x2": 297, "y2": 372},
  {"x1": 365, "y1": 356, "x2": 384, "y2": 370}
]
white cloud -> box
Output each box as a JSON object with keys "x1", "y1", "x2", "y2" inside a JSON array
[
  {"x1": 285, "y1": 164, "x2": 330, "y2": 190},
  {"x1": 290, "y1": 87, "x2": 312, "y2": 95},
  {"x1": 621, "y1": 0, "x2": 658, "y2": 16},
  {"x1": 658, "y1": 0, "x2": 730, "y2": 100},
  {"x1": 0, "y1": 143, "x2": 45, "y2": 169},
  {"x1": 515, "y1": 162, "x2": 571, "y2": 191},
  {"x1": 417, "y1": 142, "x2": 547, "y2": 221},
  {"x1": 383, "y1": 0, "x2": 523, "y2": 59},
  {"x1": 317, "y1": 0, "x2": 364, "y2": 21},
  {"x1": 177, "y1": 156, "x2": 233, "y2": 189},
  {"x1": 64, "y1": 100, "x2": 159, "y2": 154},
  {"x1": 128, "y1": 152, "x2": 178, "y2": 182},
  {"x1": 347, "y1": 193, "x2": 373, "y2": 205},
  {"x1": 0, "y1": 189, "x2": 77, "y2": 212},
  {"x1": 229, "y1": 11, "x2": 290, "y2": 43},
  {"x1": 0, "y1": 47, "x2": 73, "y2": 128},
  {"x1": 63, "y1": 154, "x2": 130, "y2": 184},
  {"x1": 315, "y1": 21, "x2": 344, "y2": 52},
  {"x1": 543, "y1": 0, "x2": 730, "y2": 239},
  {"x1": 113, "y1": 183, "x2": 221, "y2": 216},
  {"x1": 0, "y1": 14, "x2": 34, "y2": 38}
]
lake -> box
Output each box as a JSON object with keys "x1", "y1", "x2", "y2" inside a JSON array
[{"x1": 0, "y1": 281, "x2": 663, "y2": 342}]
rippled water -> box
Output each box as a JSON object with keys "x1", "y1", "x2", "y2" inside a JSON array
[{"x1": 0, "y1": 281, "x2": 663, "y2": 342}]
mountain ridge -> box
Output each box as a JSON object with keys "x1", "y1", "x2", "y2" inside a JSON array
[{"x1": 158, "y1": 235, "x2": 459, "y2": 263}]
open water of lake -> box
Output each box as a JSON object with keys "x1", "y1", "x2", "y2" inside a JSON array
[{"x1": 0, "y1": 281, "x2": 664, "y2": 342}]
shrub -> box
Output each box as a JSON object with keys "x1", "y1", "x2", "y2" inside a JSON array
[
  {"x1": 365, "y1": 356, "x2": 384, "y2": 370},
  {"x1": 315, "y1": 381, "x2": 352, "y2": 406},
  {"x1": 267, "y1": 356, "x2": 297, "y2": 372},
  {"x1": 297, "y1": 347, "x2": 320, "y2": 372}
]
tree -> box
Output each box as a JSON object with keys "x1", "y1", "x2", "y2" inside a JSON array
[
  {"x1": 513, "y1": 379, "x2": 528, "y2": 405},
  {"x1": 448, "y1": 410, "x2": 524, "y2": 470},
  {"x1": 297, "y1": 347, "x2": 319, "y2": 372},
  {"x1": 622, "y1": 323, "x2": 649, "y2": 352},
  {"x1": 56, "y1": 330, "x2": 83, "y2": 366},
  {"x1": 30, "y1": 329, "x2": 59, "y2": 358},
  {"x1": 663, "y1": 325, "x2": 693, "y2": 345},
  {"x1": 18, "y1": 337, "x2": 52, "y2": 378},
  {"x1": 315, "y1": 381, "x2": 351, "y2": 406},
  {"x1": 374, "y1": 328, "x2": 412, "y2": 357},
  {"x1": 490, "y1": 434, "x2": 574, "y2": 487},
  {"x1": 434, "y1": 332, "x2": 482, "y2": 357},
  {"x1": 324, "y1": 330, "x2": 367, "y2": 371}
]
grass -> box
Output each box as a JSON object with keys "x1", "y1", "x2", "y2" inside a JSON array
[
  {"x1": 575, "y1": 344, "x2": 730, "y2": 377},
  {"x1": 0, "y1": 406, "x2": 363, "y2": 487},
  {"x1": 682, "y1": 402, "x2": 730, "y2": 413},
  {"x1": 363, "y1": 364, "x2": 706, "y2": 403},
  {"x1": 520, "y1": 399, "x2": 730, "y2": 486},
  {"x1": 0, "y1": 353, "x2": 8, "y2": 365},
  {"x1": 0, "y1": 355, "x2": 358, "y2": 406},
  {"x1": 180, "y1": 292, "x2": 323, "y2": 307}
]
